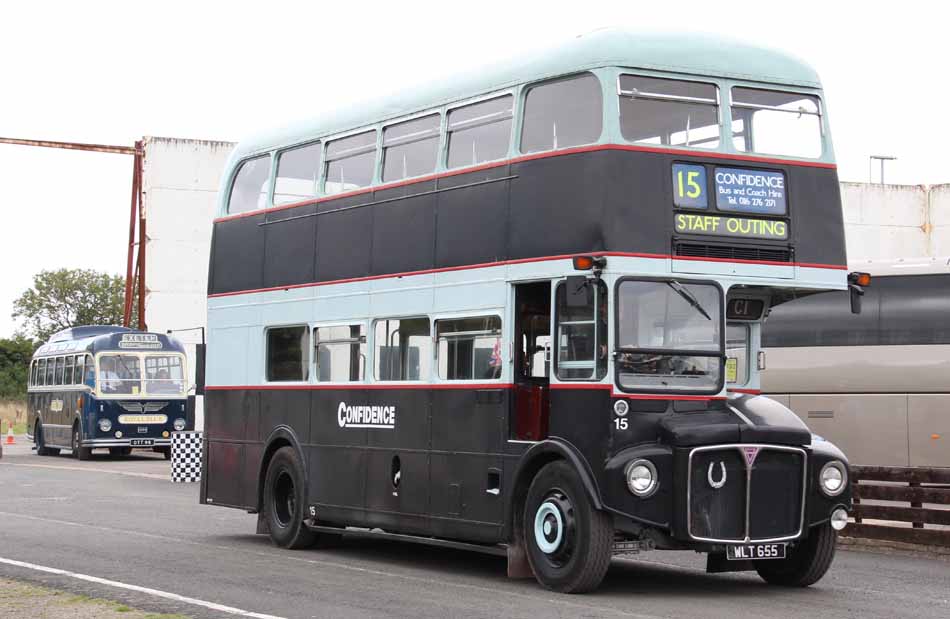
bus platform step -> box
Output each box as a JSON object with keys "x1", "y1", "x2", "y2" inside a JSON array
[{"x1": 304, "y1": 521, "x2": 508, "y2": 557}]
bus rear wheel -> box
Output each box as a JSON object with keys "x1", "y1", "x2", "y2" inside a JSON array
[
  {"x1": 34, "y1": 422, "x2": 58, "y2": 456},
  {"x1": 755, "y1": 523, "x2": 837, "y2": 587},
  {"x1": 72, "y1": 424, "x2": 92, "y2": 461},
  {"x1": 523, "y1": 461, "x2": 612, "y2": 593},
  {"x1": 262, "y1": 447, "x2": 318, "y2": 549}
]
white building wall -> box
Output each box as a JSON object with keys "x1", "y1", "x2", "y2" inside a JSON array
[{"x1": 142, "y1": 136, "x2": 235, "y2": 429}]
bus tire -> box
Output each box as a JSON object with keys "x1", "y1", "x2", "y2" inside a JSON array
[
  {"x1": 755, "y1": 523, "x2": 837, "y2": 587},
  {"x1": 262, "y1": 446, "x2": 318, "y2": 550},
  {"x1": 161, "y1": 446, "x2": 172, "y2": 461},
  {"x1": 523, "y1": 460, "x2": 612, "y2": 593},
  {"x1": 72, "y1": 423, "x2": 92, "y2": 461},
  {"x1": 35, "y1": 422, "x2": 57, "y2": 456}
]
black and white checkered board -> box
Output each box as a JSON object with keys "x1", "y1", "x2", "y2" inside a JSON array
[{"x1": 171, "y1": 431, "x2": 203, "y2": 483}]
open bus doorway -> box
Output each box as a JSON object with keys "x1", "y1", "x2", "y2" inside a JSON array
[{"x1": 512, "y1": 282, "x2": 551, "y2": 441}]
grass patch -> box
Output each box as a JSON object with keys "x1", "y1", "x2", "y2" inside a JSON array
[{"x1": 1, "y1": 420, "x2": 26, "y2": 434}]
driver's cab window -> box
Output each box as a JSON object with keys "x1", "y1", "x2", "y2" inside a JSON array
[{"x1": 555, "y1": 278, "x2": 607, "y2": 380}]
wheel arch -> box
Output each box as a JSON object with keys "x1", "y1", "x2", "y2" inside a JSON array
[
  {"x1": 506, "y1": 439, "x2": 603, "y2": 542},
  {"x1": 255, "y1": 425, "x2": 308, "y2": 514}
]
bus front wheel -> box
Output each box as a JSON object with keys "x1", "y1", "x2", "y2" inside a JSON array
[
  {"x1": 262, "y1": 447, "x2": 318, "y2": 549},
  {"x1": 523, "y1": 461, "x2": 612, "y2": 593},
  {"x1": 72, "y1": 424, "x2": 92, "y2": 461},
  {"x1": 755, "y1": 523, "x2": 837, "y2": 587},
  {"x1": 34, "y1": 422, "x2": 58, "y2": 456}
]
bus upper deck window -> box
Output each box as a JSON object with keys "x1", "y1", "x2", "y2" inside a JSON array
[
  {"x1": 447, "y1": 96, "x2": 513, "y2": 169},
  {"x1": 619, "y1": 75, "x2": 719, "y2": 149},
  {"x1": 731, "y1": 87, "x2": 822, "y2": 158},
  {"x1": 227, "y1": 155, "x2": 270, "y2": 214},
  {"x1": 274, "y1": 142, "x2": 322, "y2": 206},
  {"x1": 324, "y1": 130, "x2": 377, "y2": 195},
  {"x1": 521, "y1": 73, "x2": 602, "y2": 154},
  {"x1": 383, "y1": 114, "x2": 440, "y2": 182}
]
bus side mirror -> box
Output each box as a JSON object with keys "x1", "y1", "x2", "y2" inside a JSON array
[
  {"x1": 850, "y1": 287, "x2": 863, "y2": 314},
  {"x1": 565, "y1": 275, "x2": 590, "y2": 308},
  {"x1": 195, "y1": 343, "x2": 206, "y2": 395},
  {"x1": 848, "y1": 272, "x2": 870, "y2": 315}
]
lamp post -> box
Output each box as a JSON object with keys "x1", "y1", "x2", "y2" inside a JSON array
[{"x1": 869, "y1": 155, "x2": 897, "y2": 184}]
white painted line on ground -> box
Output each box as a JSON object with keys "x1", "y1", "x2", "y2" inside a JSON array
[
  {"x1": 0, "y1": 555, "x2": 285, "y2": 619},
  {"x1": 0, "y1": 462, "x2": 167, "y2": 480},
  {"x1": 0, "y1": 510, "x2": 658, "y2": 618}
]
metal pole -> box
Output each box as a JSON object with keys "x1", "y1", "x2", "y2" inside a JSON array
[
  {"x1": 136, "y1": 141, "x2": 147, "y2": 331},
  {"x1": 123, "y1": 147, "x2": 141, "y2": 327},
  {"x1": 0, "y1": 137, "x2": 139, "y2": 156}
]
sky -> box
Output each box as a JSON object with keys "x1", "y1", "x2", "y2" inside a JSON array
[{"x1": 1, "y1": 0, "x2": 948, "y2": 338}]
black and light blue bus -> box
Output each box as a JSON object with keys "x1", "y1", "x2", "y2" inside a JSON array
[
  {"x1": 201, "y1": 30, "x2": 856, "y2": 593},
  {"x1": 26, "y1": 326, "x2": 190, "y2": 460}
]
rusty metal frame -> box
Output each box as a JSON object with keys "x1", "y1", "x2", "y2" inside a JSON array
[{"x1": 0, "y1": 136, "x2": 146, "y2": 330}]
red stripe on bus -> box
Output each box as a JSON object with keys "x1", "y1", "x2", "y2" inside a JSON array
[
  {"x1": 207, "y1": 252, "x2": 847, "y2": 299},
  {"x1": 728, "y1": 388, "x2": 762, "y2": 395},
  {"x1": 549, "y1": 384, "x2": 725, "y2": 400},
  {"x1": 613, "y1": 394, "x2": 727, "y2": 401},
  {"x1": 213, "y1": 144, "x2": 838, "y2": 223},
  {"x1": 205, "y1": 383, "x2": 514, "y2": 391}
]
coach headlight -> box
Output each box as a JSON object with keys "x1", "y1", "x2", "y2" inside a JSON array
[
  {"x1": 820, "y1": 461, "x2": 847, "y2": 496},
  {"x1": 173, "y1": 418, "x2": 187, "y2": 432},
  {"x1": 625, "y1": 459, "x2": 658, "y2": 498},
  {"x1": 98, "y1": 418, "x2": 112, "y2": 433}
]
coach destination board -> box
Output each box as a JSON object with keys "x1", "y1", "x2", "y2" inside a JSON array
[
  {"x1": 674, "y1": 213, "x2": 788, "y2": 240},
  {"x1": 714, "y1": 167, "x2": 787, "y2": 215}
]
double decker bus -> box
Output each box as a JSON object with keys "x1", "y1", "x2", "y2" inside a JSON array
[
  {"x1": 201, "y1": 30, "x2": 855, "y2": 592},
  {"x1": 27, "y1": 326, "x2": 190, "y2": 460}
]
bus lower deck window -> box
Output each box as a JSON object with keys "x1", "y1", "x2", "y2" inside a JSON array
[
  {"x1": 436, "y1": 316, "x2": 502, "y2": 381},
  {"x1": 265, "y1": 326, "x2": 310, "y2": 382},
  {"x1": 316, "y1": 325, "x2": 366, "y2": 383},
  {"x1": 374, "y1": 318, "x2": 431, "y2": 381}
]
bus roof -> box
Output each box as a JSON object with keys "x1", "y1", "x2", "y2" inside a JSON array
[
  {"x1": 33, "y1": 326, "x2": 186, "y2": 358},
  {"x1": 231, "y1": 28, "x2": 822, "y2": 161}
]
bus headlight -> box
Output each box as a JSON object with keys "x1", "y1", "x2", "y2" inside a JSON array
[
  {"x1": 98, "y1": 418, "x2": 112, "y2": 433},
  {"x1": 820, "y1": 461, "x2": 847, "y2": 496},
  {"x1": 625, "y1": 459, "x2": 658, "y2": 497},
  {"x1": 173, "y1": 418, "x2": 186, "y2": 431},
  {"x1": 831, "y1": 508, "x2": 849, "y2": 531}
]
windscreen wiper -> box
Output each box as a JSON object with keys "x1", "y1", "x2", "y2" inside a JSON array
[{"x1": 668, "y1": 280, "x2": 712, "y2": 321}]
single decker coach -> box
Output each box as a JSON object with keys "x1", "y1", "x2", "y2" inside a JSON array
[
  {"x1": 27, "y1": 326, "x2": 190, "y2": 460},
  {"x1": 201, "y1": 29, "x2": 857, "y2": 592}
]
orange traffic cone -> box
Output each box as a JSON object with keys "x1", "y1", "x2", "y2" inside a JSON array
[{"x1": 4, "y1": 423, "x2": 14, "y2": 445}]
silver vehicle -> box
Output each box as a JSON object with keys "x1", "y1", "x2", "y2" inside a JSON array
[{"x1": 760, "y1": 258, "x2": 950, "y2": 467}]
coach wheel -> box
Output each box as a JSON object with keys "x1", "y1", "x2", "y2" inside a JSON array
[
  {"x1": 523, "y1": 460, "x2": 612, "y2": 593},
  {"x1": 263, "y1": 446, "x2": 318, "y2": 549},
  {"x1": 755, "y1": 522, "x2": 837, "y2": 587},
  {"x1": 34, "y1": 422, "x2": 57, "y2": 456},
  {"x1": 72, "y1": 423, "x2": 92, "y2": 461},
  {"x1": 161, "y1": 446, "x2": 172, "y2": 461}
]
